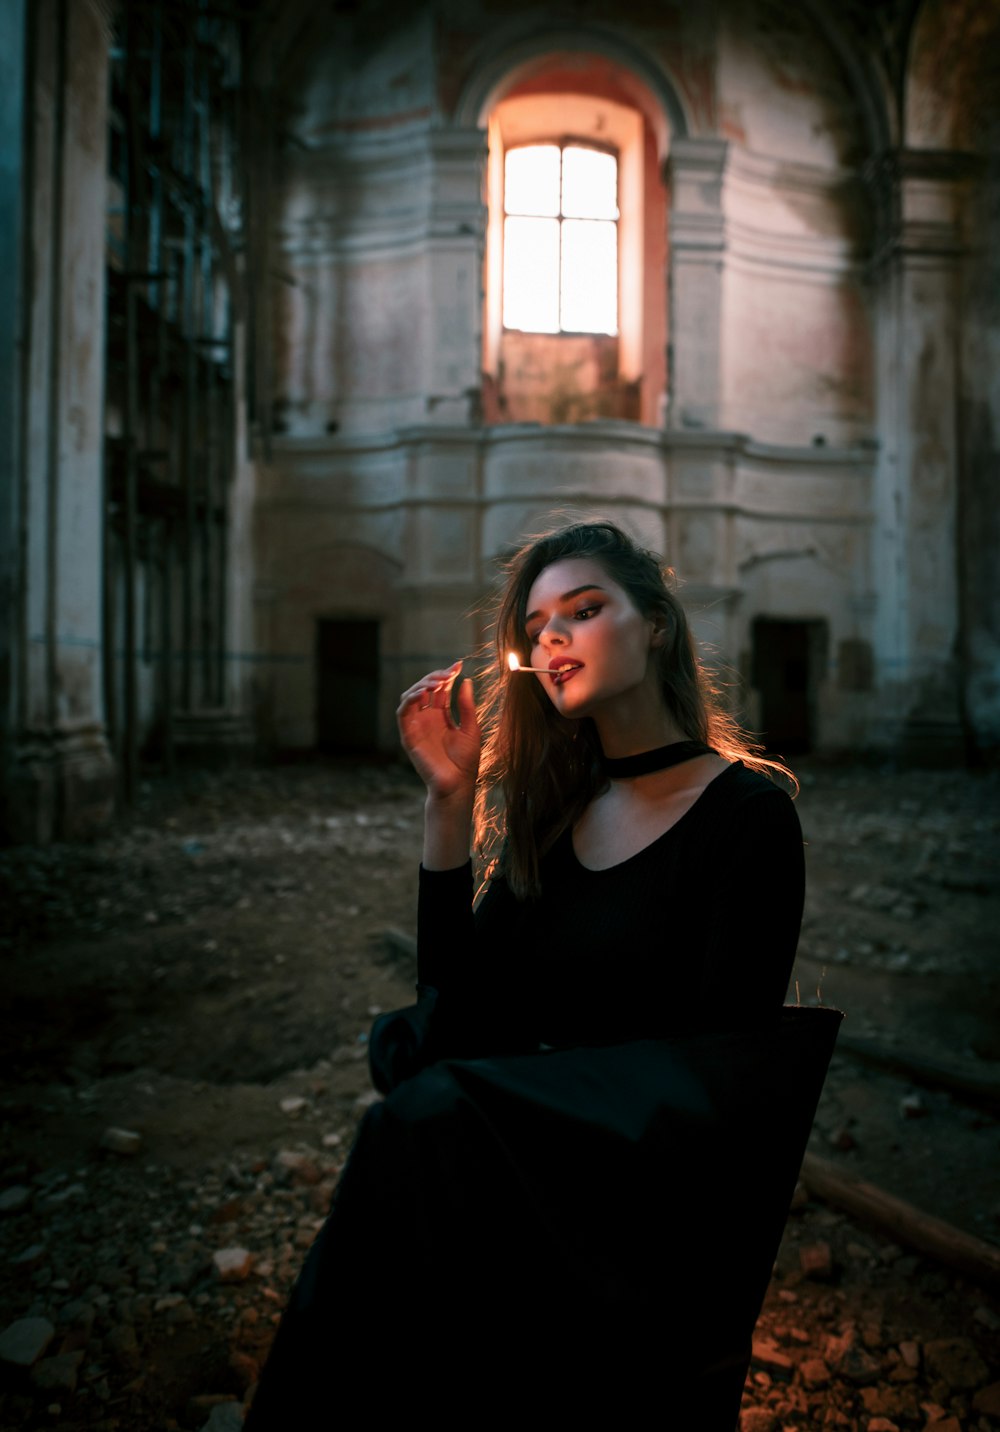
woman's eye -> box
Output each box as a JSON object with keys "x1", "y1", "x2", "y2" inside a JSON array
[{"x1": 574, "y1": 604, "x2": 601, "y2": 621}]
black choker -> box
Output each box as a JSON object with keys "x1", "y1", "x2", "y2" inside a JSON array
[{"x1": 600, "y1": 740, "x2": 712, "y2": 779}]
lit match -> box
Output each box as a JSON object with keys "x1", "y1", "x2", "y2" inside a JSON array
[{"x1": 507, "y1": 652, "x2": 551, "y2": 674}]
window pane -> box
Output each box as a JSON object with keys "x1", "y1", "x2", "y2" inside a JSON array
[
  {"x1": 504, "y1": 216, "x2": 560, "y2": 332},
  {"x1": 504, "y1": 145, "x2": 560, "y2": 216},
  {"x1": 560, "y1": 220, "x2": 617, "y2": 334},
  {"x1": 562, "y1": 147, "x2": 618, "y2": 219}
]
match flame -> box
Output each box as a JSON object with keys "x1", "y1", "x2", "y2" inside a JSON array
[{"x1": 507, "y1": 652, "x2": 521, "y2": 672}]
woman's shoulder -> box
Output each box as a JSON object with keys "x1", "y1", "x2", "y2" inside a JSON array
[
  {"x1": 715, "y1": 759, "x2": 795, "y2": 801},
  {"x1": 687, "y1": 759, "x2": 799, "y2": 835}
]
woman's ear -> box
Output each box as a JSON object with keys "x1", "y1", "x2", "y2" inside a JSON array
[{"x1": 649, "y1": 615, "x2": 668, "y2": 650}]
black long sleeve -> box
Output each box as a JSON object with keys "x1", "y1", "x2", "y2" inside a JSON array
[{"x1": 370, "y1": 762, "x2": 804, "y2": 1091}]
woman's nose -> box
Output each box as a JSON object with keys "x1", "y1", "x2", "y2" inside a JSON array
[{"x1": 538, "y1": 618, "x2": 569, "y2": 648}]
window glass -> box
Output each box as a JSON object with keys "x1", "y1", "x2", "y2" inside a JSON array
[
  {"x1": 503, "y1": 216, "x2": 560, "y2": 332},
  {"x1": 561, "y1": 146, "x2": 618, "y2": 220},
  {"x1": 503, "y1": 143, "x2": 617, "y2": 335},
  {"x1": 561, "y1": 220, "x2": 617, "y2": 334},
  {"x1": 504, "y1": 145, "x2": 560, "y2": 217}
]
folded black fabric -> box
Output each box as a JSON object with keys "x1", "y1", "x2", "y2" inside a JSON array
[{"x1": 246, "y1": 1005, "x2": 842, "y2": 1429}]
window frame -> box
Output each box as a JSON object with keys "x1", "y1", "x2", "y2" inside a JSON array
[{"x1": 501, "y1": 136, "x2": 621, "y2": 338}]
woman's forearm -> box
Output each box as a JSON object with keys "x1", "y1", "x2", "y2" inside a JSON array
[{"x1": 422, "y1": 789, "x2": 475, "y2": 871}]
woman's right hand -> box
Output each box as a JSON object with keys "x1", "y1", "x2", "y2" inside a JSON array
[{"x1": 397, "y1": 662, "x2": 481, "y2": 803}]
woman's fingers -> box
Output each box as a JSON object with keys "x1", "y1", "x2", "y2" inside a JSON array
[{"x1": 396, "y1": 664, "x2": 462, "y2": 718}]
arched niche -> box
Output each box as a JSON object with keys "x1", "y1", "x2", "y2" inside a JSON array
[{"x1": 263, "y1": 540, "x2": 403, "y2": 751}]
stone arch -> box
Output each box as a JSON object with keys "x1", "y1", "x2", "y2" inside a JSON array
[
  {"x1": 797, "y1": 0, "x2": 896, "y2": 155},
  {"x1": 453, "y1": 23, "x2": 689, "y2": 159}
]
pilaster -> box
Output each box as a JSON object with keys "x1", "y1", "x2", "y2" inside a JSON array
[{"x1": 664, "y1": 138, "x2": 728, "y2": 431}]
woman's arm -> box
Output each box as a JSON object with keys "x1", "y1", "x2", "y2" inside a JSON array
[
  {"x1": 397, "y1": 662, "x2": 480, "y2": 869},
  {"x1": 698, "y1": 784, "x2": 806, "y2": 1018},
  {"x1": 371, "y1": 666, "x2": 534, "y2": 1090}
]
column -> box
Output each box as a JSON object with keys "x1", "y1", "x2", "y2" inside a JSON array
[
  {"x1": 867, "y1": 149, "x2": 974, "y2": 758},
  {"x1": 4, "y1": 0, "x2": 116, "y2": 841}
]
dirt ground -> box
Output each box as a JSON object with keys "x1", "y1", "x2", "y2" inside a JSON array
[{"x1": 1, "y1": 757, "x2": 998, "y2": 1430}]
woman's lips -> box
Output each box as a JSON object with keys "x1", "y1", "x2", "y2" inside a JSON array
[{"x1": 548, "y1": 660, "x2": 583, "y2": 687}]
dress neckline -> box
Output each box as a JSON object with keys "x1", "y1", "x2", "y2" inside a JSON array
[{"x1": 569, "y1": 761, "x2": 739, "y2": 874}]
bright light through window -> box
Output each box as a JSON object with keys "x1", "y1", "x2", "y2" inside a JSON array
[{"x1": 503, "y1": 143, "x2": 618, "y2": 335}]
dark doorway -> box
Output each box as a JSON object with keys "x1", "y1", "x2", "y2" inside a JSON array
[
  {"x1": 316, "y1": 619, "x2": 380, "y2": 753},
  {"x1": 751, "y1": 619, "x2": 827, "y2": 755}
]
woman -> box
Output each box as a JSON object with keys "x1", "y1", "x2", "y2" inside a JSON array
[{"x1": 246, "y1": 520, "x2": 840, "y2": 1429}]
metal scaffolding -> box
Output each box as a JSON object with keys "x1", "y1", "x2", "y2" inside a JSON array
[{"x1": 104, "y1": 0, "x2": 246, "y2": 801}]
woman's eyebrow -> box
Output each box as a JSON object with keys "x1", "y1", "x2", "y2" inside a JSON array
[{"x1": 525, "y1": 585, "x2": 607, "y2": 625}]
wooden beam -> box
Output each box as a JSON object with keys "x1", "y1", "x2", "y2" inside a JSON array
[{"x1": 800, "y1": 1152, "x2": 1000, "y2": 1292}]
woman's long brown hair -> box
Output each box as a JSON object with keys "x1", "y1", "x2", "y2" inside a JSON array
[{"x1": 473, "y1": 519, "x2": 796, "y2": 901}]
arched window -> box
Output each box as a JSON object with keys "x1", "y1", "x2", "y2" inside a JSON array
[
  {"x1": 503, "y1": 142, "x2": 619, "y2": 336},
  {"x1": 482, "y1": 77, "x2": 666, "y2": 427}
]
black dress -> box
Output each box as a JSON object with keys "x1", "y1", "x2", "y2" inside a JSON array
[{"x1": 245, "y1": 765, "x2": 842, "y2": 1428}]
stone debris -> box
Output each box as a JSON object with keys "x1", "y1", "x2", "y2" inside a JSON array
[
  {"x1": 30, "y1": 1350, "x2": 84, "y2": 1393},
  {"x1": 898, "y1": 1339, "x2": 920, "y2": 1369},
  {"x1": 0, "y1": 1185, "x2": 31, "y2": 1215},
  {"x1": 922, "y1": 1336, "x2": 990, "y2": 1390},
  {"x1": 899, "y1": 1093, "x2": 927, "y2": 1119},
  {"x1": 200, "y1": 1403, "x2": 246, "y2": 1431},
  {"x1": 100, "y1": 1126, "x2": 142, "y2": 1155},
  {"x1": 800, "y1": 1241, "x2": 835, "y2": 1281},
  {"x1": 0, "y1": 1316, "x2": 56, "y2": 1366},
  {"x1": 740, "y1": 1409, "x2": 776, "y2": 1431},
  {"x1": 213, "y1": 1247, "x2": 255, "y2": 1282},
  {"x1": 0, "y1": 1123, "x2": 993, "y2": 1432},
  {"x1": 974, "y1": 1381, "x2": 1000, "y2": 1416},
  {"x1": 1, "y1": 764, "x2": 997, "y2": 1430}
]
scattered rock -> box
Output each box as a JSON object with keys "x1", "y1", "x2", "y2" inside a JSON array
[
  {"x1": 279, "y1": 1097, "x2": 307, "y2": 1117},
  {"x1": 10, "y1": 1243, "x2": 46, "y2": 1268},
  {"x1": 0, "y1": 1185, "x2": 31, "y2": 1214},
  {"x1": 800, "y1": 1357, "x2": 831, "y2": 1388},
  {"x1": 923, "y1": 1337, "x2": 989, "y2": 1391},
  {"x1": 750, "y1": 1337, "x2": 795, "y2": 1380},
  {"x1": 973, "y1": 1383, "x2": 1000, "y2": 1417},
  {"x1": 829, "y1": 1127, "x2": 857, "y2": 1152},
  {"x1": 30, "y1": 1351, "x2": 84, "y2": 1393},
  {"x1": 838, "y1": 1346, "x2": 884, "y2": 1386},
  {"x1": 898, "y1": 1340, "x2": 921, "y2": 1369},
  {"x1": 740, "y1": 1410, "x2": 776, "y2": 1432},
  {"x1": 274, "y1": 1150, "x2": 321, "y2": 1186},
  {"x1": 107, "y1": 1323, "x2": 140, "y2": 1367},
  {"x1": 213, "y1": 1248, "x2": 254, "y2": 1282},
  {"x1": 899, "y1": 1093, "x2": 927, "y2": 1119},
  {"x1": 200, "y1": 1402, "x2": 245, "y2": 1431},
  {"x1": 100, "y1": 1127, "x2": 142, "y2": 1156},
  {"x1": 0, "y1": 1317, "x2": 56, "y2": 1367},
  {"x1": 800, "y1": 1242, "x2": 834, "y2": 1281},
  {"x1": 865, "y1": 1420, "x2": 899, "y2": 1432}
]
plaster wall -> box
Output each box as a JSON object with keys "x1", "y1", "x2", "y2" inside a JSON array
[
  {"x1": 256, "y1": 425, "x2": 873, "y2": 752},
  {"x1": 253, "y1": 0, "x2": 998, "y2": 763}
]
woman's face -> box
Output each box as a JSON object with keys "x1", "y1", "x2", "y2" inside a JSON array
[{"x1": 522, "y1": 557, "x2": 662, "y2": 719}]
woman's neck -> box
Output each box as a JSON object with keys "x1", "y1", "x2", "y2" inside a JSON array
[{"x1": 592, "y1": 700, "x2": 686, "y2": 761}]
